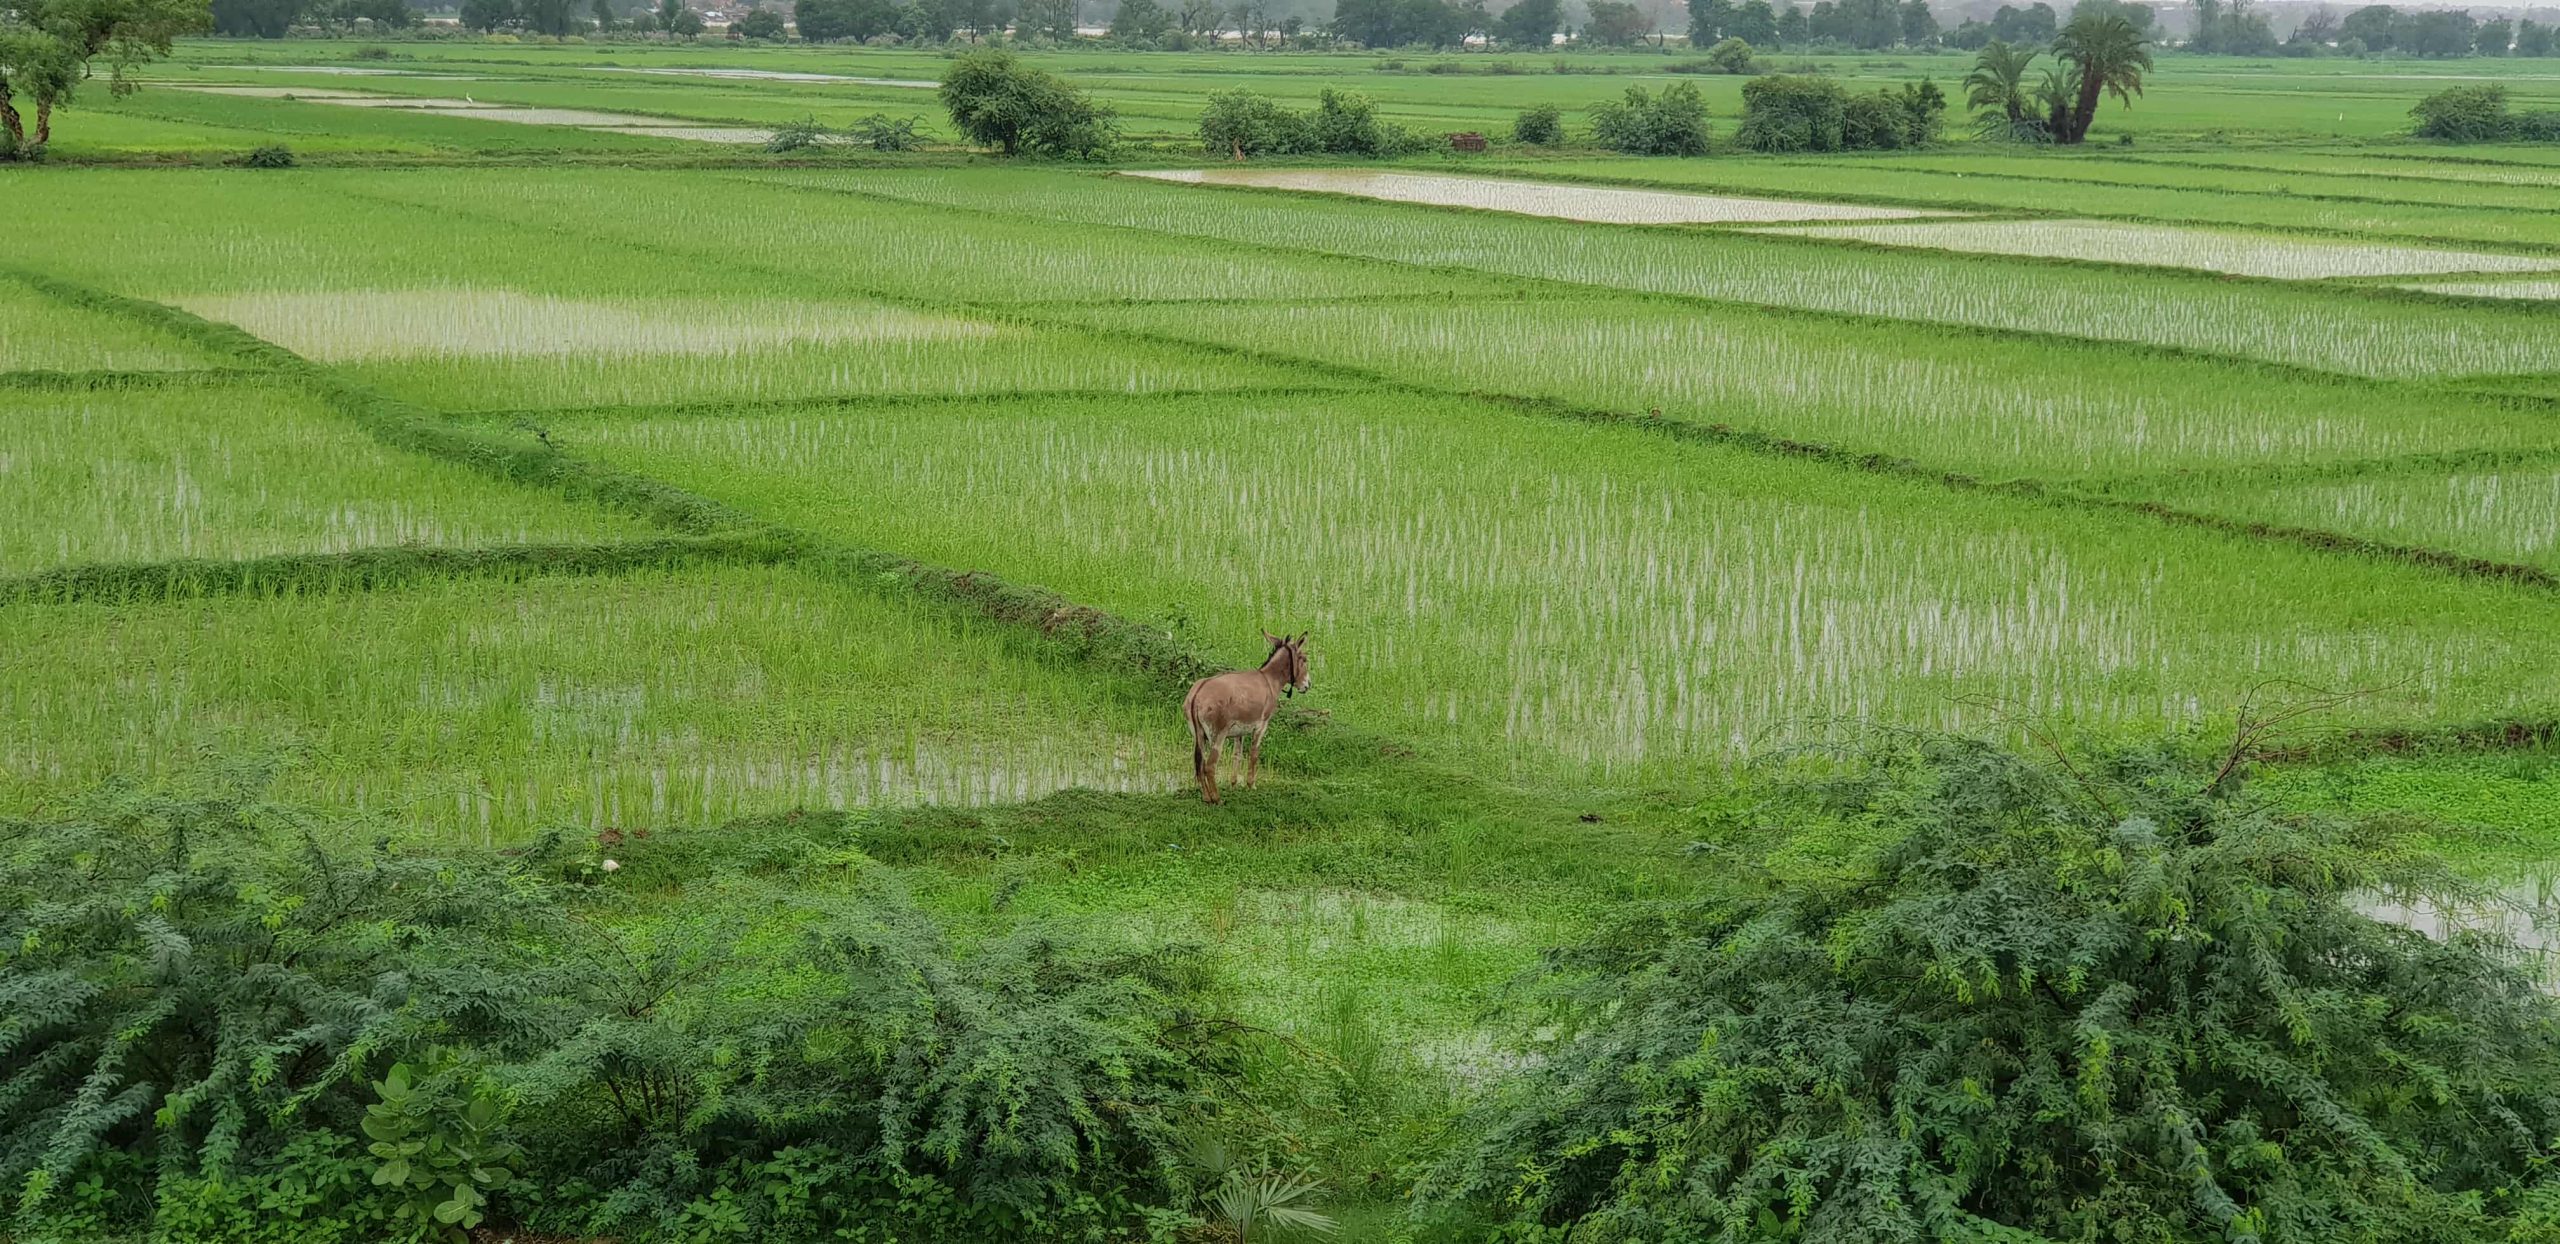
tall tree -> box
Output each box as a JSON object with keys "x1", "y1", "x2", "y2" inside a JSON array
[
  {"x1": 1, "y1": 0, "x2": 209, "y2": 154},
  {"x1": 1728, "y1": 0, "x2": 1775, "y2": 40},
  {"x1": 1774, "y1": 0, "x2": 1806, "y2": 42},
  {"x1": 1016, "y1": 0, "x2": 1076, "y2": 36},
  {"x1": 1686, "y1": 0, "x2": 1731, "y2": 41},
  {"x1": 2336, "y1": 1, "x2": 2393, "y2": 47},
  {"x1": 1108, "y1": 0, "x2": 1170, "y2": 36},
  {"x1": 211, "y1": 0, "x2": 307, "y2": 37},
  {"x1": 1897, "y1": 0, "x2": 1933, "y2": 44},
  {"x1": 2476, "y1": 15, "x2": 2511, "y2": 54},
  {"x1": 2052, "y1": 8, "x2": 2147, "y2": 142},
  {"x1": 1582, "y1": 0, "x2": 1650, "y2": 42},
  {"x1": 1962, "y1": 37, "x2": 2037, "y2": 124},
  {"x1": 1502, "y1": 0, "x2": 1563, "y2": 44}
]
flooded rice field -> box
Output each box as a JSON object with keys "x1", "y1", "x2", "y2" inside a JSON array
[
  {"x1": 169, "y1": 289, "x2": 995, "y2": 361},
  {"x1": 1123, "y1": 168, "x2": 1955, "y2": 225}
]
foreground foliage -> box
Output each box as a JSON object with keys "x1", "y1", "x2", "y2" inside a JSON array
[
  {"x1": 1427, "y1": 734, "x2": 2560, "y2": 1243},
  {"x1": 0, "y1": 777, "x2": 1241, "y2": 1241}
]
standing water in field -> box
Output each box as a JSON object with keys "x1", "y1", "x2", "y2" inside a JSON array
[{"x1": 1122, "y1": 169, "x2": 1953, "y2": 226}]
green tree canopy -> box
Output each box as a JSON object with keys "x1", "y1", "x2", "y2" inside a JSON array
[
  {"x1": 0, "y1": 0, "x2": 210, "y2": 156},
  {"x1": 939, "y1": 48, "x2": 1116, "y2": 157},
  {"x1": 2053, "y1": 7, "x2": 2148, "y2": 141},
  {"x1": 1500, "y1": 0, "x2": 1562, "y2": 46}
]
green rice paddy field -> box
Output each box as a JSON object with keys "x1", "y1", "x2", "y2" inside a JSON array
[{"x1": 9, "y1": 40, "x2": 2560, "y2": 1239}]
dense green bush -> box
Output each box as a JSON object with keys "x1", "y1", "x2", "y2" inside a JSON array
[
  {"x1": 1513, "y1": 102, "x2": 1564, "y2": 144},
  {"x1": 2412, "y1": 84, "x2": 2560, "y2": 142},
  {"x1": 2, "y1": 779, "x2": 1241, "y2": 1242},
  {"x1": 1195, "y1": 87, "x2": 1418, "y2": 157},
  {"x1": 1588, "y1": 81, "x2": 1711, "y2": 155},
  {"x1": 1736, "y1": 73, "x2": 1944, "y2": 151},
  {"x1": 0, "y1": 776, "x2": 564, "y2": 1226},
  {"x1": 939, "y1": 49, "x2": 1116, "y2": 158},
  {"x1": 1425, "y1": 733, "x2": 2560, "y2": 1242},
  {"x1": 1200, "y1": 88, "x2": 1313, "y2": 156}
]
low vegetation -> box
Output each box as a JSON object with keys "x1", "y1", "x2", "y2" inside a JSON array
[{"x1": 1427, "y1": 734, "x2": 2560, "y2": 1241}]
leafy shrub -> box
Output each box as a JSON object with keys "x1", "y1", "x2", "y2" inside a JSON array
[
  {"x1": 730, "y1": 7, "x2": 786, "y2": 37},
  {"x1": 1706, "y1": 34, "x2": 1757, "y2": 71},
  {"x1": 2411, "y1": 83, "x2": 2521, "y2": 141},
  {"x1": 361, "y1": 1064, "x2": 521, "y2": 1242},
  {"x1": 0, "y1": 777, "x2": 561, "y2": 1224},
  {"x1": 1307, "y1": 87, "x2": 1414, "y2": 156},
  {"x1": 1513, "y1": 102, "x2": 1563, "y2": 144},
  {"x1": 765, "y1": 116, "x2": 830, "y2": 152},
  {"x1": 1196, "y1": 87, "x2": 1416, "y2": 158},
  {"x1": 1200, "y1": 88, "x2": 1312, "y2": 156},
  {"x1": 3, "y1": 779, "x2": 1245, "y2": 1242},
  {"x1": 849, "y1": 112, "x2": 924, "y2": 150},
  {"x1": 1587, "y1": 81, "x2": 1710, "y2": 155},
  {"x1": 1425, "y1": 733, "x2": 2560, "y2": 1242},
  {"x1": 939, "y1": 49, "x2": 1116, "y2": 158},
  {"x1": 244, "y1": 143, "x2": 297, "y2": 167},
  {"x1": 1737, "y1": 74, "x2": 1941, "y2": 151},
  {"x1": 1732, "y1": 73, "x2": 1844, "y2": 150}
]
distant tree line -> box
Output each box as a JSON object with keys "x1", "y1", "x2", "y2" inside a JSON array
[{"x1": 212, "y1": 0, "x2": 412, "y2": 36}]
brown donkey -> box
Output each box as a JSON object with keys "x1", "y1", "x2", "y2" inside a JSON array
[{"x1": 1182, "y1": 631, "x2": 1309, "y2": 804}]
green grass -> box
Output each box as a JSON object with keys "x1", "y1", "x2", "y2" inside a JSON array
[
  {"x1": 2260, "y1": 749, "x2": 2560, "y2": 873},
  {"x1": 0, "y1": 561, "x2": 1184, "y2": 844},
  {"x1": 1065, "y1": 296, "x2": 2554, "y2": 478},
  {"x1": 349, "y1": 321, "x2": 1310, "y2": 410},
  {"x1": 771, "y1": 167, "x2": 2560, "y2": 378},
  {"x1": 2149, "y1": 467, "x2": 2560, "y2": 571},
  {"x1": 334, "y1": 168, "x2": 1511, "y2": 304},
  {"x1": 514, "y1": 390, "x2": 2560, "y2": 784},
  {"x1": 0, "y1": 382, "x2": 646, "y2": 573},
  {"x1": 0, "y1": 276, "x2": 228, "y2": 371}
]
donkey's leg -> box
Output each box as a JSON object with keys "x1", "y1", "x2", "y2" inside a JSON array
[
  {"x1": 1202, "y1": 737, "x2": 1224, "y2": 805},
  {"x1": 1246, "y1": 722, "x2": 1269, "y2": 788},
  {"x1": 1193, "y1": 730, "x2": 1209, "y2": 802}
]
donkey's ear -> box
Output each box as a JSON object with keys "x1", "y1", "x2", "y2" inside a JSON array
[
  {"x1": 1297, "y1": 631, "x2": 1310, "y2": 645},
  {"x1": 1262, "y1": 629, "x2": 1280, "y2": 645}
]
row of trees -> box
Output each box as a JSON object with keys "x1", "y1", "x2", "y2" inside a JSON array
[
  {"x1": 2325, "y1": 4, "x2": 2560, "y2": 56},
  {"x1": 211, "y1": 0, "x2": 410, "y2": 37}
]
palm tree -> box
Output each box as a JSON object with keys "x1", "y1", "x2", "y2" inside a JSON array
[
  {"x1": 2052, "y1": 11, "x2": 2152, "y2": 143},
  {"x1": 1962, "y1": 40, "x2": 2039, "y2": 125}
]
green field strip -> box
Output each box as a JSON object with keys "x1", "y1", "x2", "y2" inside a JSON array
[
  {"x1": 0, "y1": 367, "x2": 266, "y2": 392},
  {"x1": 459, "y1": 382, "x2": 1364, "y2": 425},
  {"x1": 0, "y1": 271, "x2": 235, "y2": 371},
  {"x1": 2126, "y1": 466, "x2": 2560, "y2": 580},
  {"x1": 5, "y1": 255, "x2": 1388, "y2": 769},
  {"x1": 0, "y1": 531, "x2": 791, "y2": 607},
  {"x1": 2074, "y1": 443, "x2": 2560, "y2": 498},
  {"x1": 757, "y1": 168, "x2": 2560, "y2": 381},
  {"x1": 1063, "y1": 296, "x2": 2560, "y2": 480},
  {"x1": 517, "y1": 388, "x2": 2560, "y2": 782},
  {"x1": 0, "y1": 560, "x2": 1205, "y2": 842}
]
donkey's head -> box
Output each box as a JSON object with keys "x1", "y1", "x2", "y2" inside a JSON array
[{"x1": 1262, "y1": 630, "x2": 1311, "y2": 697}]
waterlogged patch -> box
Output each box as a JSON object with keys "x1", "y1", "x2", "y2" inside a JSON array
[
  {"x1": 170, "y1": 288, "x2": 997, "y2": 361},
  {"x1": 585, "y1": 66, "x2": 938, "y2": 87},
  {"x1": 1751, "y1": 218, "x2": 2560, "y2": 280},
  {"x1": 1123, "y1": 169, "x2": 1952, "y2": 225},
  {"x1": 603, "y1": 126, "x2": 780, "y2": 145}
]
